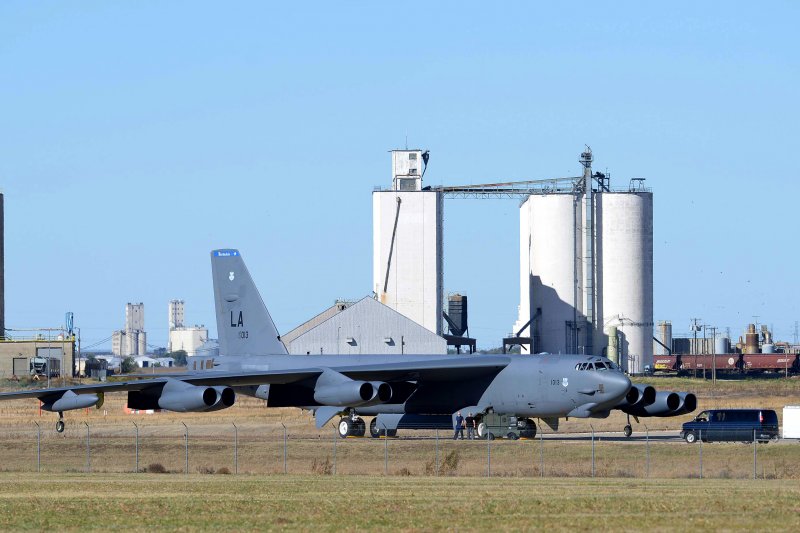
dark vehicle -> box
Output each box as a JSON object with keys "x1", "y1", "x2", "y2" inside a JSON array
[{"x1": 681, "y1": 409, "x2": 779, "y2": 443}]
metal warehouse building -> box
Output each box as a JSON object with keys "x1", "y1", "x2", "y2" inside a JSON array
[{"x1": 282, "y1": 297, "x2": 446, "y2": 355}]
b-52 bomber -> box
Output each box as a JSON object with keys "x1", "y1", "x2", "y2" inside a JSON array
[{"x1": 0, "y1": 249, "x2": 696, "y2": 438}]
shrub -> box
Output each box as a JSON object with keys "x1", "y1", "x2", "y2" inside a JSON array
[{"x1": 146, "y1": 463, "x2": 167, "y2": 474}]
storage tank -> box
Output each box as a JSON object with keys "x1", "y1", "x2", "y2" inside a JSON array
[
  {"x1": 762, "y1": 343, "x2": 775, "y2": 354},
  {"x1": 745, "y1": 324, "x2": 759, "y2": 353},
  {"x1": 511, "y1": 198, "x2": 533, "y2": 338},
  {"x1": 528, "y1": 194, "x2": 582, "y2": 354},
  {"x1": 607, "y1": 325, "x2": 619, "y2": 365},
  {"x1": 138, "y1": 332, "x2": 147, "y2": 356},
  {"x1": 595, "y1": 192, "x2": 654, "y2": 374},
  {"x1": 656, "y1": 321, "x2": 672, "y2": 355},
  {"x1": 714, "y1": 336, "x2": 730, "y2": 354}
]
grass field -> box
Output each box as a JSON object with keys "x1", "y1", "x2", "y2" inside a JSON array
[{"x1": 0, "y1": 474, "x2": 798, "y2": 531}]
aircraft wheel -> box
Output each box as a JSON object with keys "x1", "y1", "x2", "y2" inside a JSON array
[
  {"x1": 685, "y1": 431, "x2": 697, "y2": 444},
  {"x1": 506, "y1": 432, "x2": 519, "y2": 440},
  {"x1": 56, "y1": 420, "x2": 65, "y2": 433},
  {"x1": 520, "y1": 419, "x2": 537, "y2": 439},
  {"x1": 337, "y1": 418, "x2": 351, "y2": 438},
  {"x1": 386, "y1": 429, "x2": 397, "y2": 438},
  {"x1": 369, "y1": 418, "x2": 381, "y2": 438},
  {"x1": 486, "y1": 432, "x2": 495, "y2": 441},
  {"x1": 353, "y1": 418, "x2": 366, "y2": 437},
  {"x1": 477, "y1": 422, "x2": 487, "y2": 439},
  {"x1": 624, "y1": 425, "x2": 633, "y2": 438}
]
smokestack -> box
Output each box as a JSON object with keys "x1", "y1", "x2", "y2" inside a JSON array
[{"x1": 0, "y1": 192, "x2": 4, "y2": 339}]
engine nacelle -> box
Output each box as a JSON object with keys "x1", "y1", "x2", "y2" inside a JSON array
[
  {"x1": 668, "y1": 392, "x2": 697, "y2": 416},
  {"x1": 314, "y1": 381, "x2": 374, "y2": 407},
  {"x1": 373, "y1": 382, "x2": 392, "y2": 402},
  {"x1": 41, "y1": 390, "x2": 100, "y2": 412},
  {"x1": 205, "y1": 386, "x2": 236, "y2": 412},
  {"x1": 158, "y1": 381, "x2": 218, "y2": 412},
  {"x1": 615, "y1": 384, "x2": 655, "y2": 409}
]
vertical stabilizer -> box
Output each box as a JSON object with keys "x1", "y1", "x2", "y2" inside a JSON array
[{"x1": 211, "y1": 249, "x2": 288, "y2": 356}]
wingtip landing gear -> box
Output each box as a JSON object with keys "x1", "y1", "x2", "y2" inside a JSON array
[{"x1": 56, "y1": 412, "x2": 65, "y2": 433}]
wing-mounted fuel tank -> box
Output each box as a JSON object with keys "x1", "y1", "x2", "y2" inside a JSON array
[{"x1": 40, "y1": 390, "x2": 100, "y2": 412}]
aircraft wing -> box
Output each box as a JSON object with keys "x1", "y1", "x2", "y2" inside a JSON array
[{"x1": 0, "y1": 356, "x2": 510, "y2": 401}]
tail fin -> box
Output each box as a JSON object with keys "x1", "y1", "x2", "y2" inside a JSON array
[{"x1": 211, "y1": 249, "x2": 288, "y2": 356}]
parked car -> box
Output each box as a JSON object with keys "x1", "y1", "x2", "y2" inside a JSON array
[{"x1": 681, "y1": 409, "x2": 779, "y2": 443}]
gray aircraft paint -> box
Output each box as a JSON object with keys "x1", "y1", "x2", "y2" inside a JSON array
[
  {"x1": 206, "y1": 249, "x2": 631, "y2": 426},
  {"x1": 0, "y1": 248, "x2": 694, "y2": 435}
]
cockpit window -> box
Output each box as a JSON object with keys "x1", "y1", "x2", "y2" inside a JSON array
[{"x1": 596, "y1": 362, "x2": 608, "y2": 371}]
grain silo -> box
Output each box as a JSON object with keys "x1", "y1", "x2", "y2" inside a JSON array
[
  {"x1": 526, "y1": 194, "x2": 585, "y2": 354},
  {"x1": 594, "y1": 191, "x2": 654, "y2": 374},
  {"x1": 510, "y1": 150, "x2": 654, "y2": 373},
  {"x1": 373, "y1": 150, "x2": 443, "y2": 335}
]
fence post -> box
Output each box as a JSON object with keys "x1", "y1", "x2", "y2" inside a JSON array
[
  {"x1": 486, "y1": 431, "x2": 491, "y2": 477},
  {"x1": 332, "y1": 425, "x2": 337, "y2": 475},
  {"x1": 84, "y1": 422, "x2": 90, "y2": 473},
  {"x1": 753, "y1": 428, "x2": 757, "y2": 480},
  {"x1": 182, "y1": 422, "x2": 188, "y2": 475},
  {"x1": 590, "y1": 424, "x2": 595, "y2": 478},
  {"x1": 281, "y1": 422, "x2": 287, "y2": 474},
  {"x1": 132, "y1": 421, "x2": 139, "y2": 473},
  {"x1": 539, "y1": 426, "x2": 544, "y2": 478},
  {"x1": 435, "y1": 428, "x2": 439, "y2": 476},
  {"x1": 644, "y1": 424, "x2": 650, "y2": 479},
  {"x1": 699, "y1": 429, "x2": 703, "y2": 479},
  {"x1": 34, "y1": 421, "x2": 41, "y2": 473},
  {"x1": 382, "y1": 423, "x2": 388, "y2": 475},
  {"x1": 232, "y1": 423, "x2": 238, "y2": 475}
]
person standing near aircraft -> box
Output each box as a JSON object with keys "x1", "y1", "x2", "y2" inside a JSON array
[
  {"x1": 453, "y1": 411, "x2": 464, "y2": 439},
  {"x1": 465, "y1": 412, "x2": 476, "y2": 439}
]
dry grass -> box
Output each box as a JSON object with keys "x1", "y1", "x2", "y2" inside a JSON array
[{"x1": 0, "y1": 474, "x2": 798, "y2": 531}]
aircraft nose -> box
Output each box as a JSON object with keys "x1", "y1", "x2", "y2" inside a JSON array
[{"x1": 604, "y1": 372, "x2": 632, "y2": 399}]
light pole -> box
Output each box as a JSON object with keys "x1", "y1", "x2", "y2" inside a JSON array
[
  {"x1": 690, "y1": 319, "x2": 702, "y2": 379},
  {"x1": 705, "y1": 325, "x2": 717, "y2": 385}
]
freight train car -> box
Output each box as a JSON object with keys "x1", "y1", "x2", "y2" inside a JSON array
[{"x1": 653, "y1": 353, "x2": 800, "y2": 375}]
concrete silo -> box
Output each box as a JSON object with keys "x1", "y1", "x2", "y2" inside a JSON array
[
  {"x1": 527, "y1": 194, "x2": 585, "y2": 354},
  {"x1": 594, "y1": 191, "x2": 654, "y2": 374},
  {"x1": 373, "y1": 150, "x2": 443, "y2": 335}
]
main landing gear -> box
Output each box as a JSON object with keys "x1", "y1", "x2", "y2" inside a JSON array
[
  {"x1": 368, "y1": 417, "x2": 397, "y2": 438},
  {"x1": 56, "y1": 412, "x2": 65, "y2": 433},
  {"x1": 337, "y1": 415, "x2": 366, "y2": 438}
]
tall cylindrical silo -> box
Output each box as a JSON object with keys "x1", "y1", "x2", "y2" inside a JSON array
[
  {"x1": 656, "y1": 321, "x2": 672, "y2": 355},
  {"x1": 715, "y1": 336, "x2": 730, "y2": 354},
  {"x1": 529, "y1": 194, "x2": 581, "y2": 354},
  {"x1": 595, "y1": 192, "x2": 654, "y2": 374},
  {"x1": 138, "y1": 332, "x2": 147, "y2": 356},
  {"x1": 511, "y1": 197, "x2": 533, "y2": 339}
]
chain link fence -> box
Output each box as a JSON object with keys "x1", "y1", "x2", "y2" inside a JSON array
[{"x1": 1, "y1": 421, "x2": 796, "y2": 479}]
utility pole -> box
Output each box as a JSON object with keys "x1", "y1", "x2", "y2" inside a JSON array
[
  {"x1": 690, "y1": 319, "x2": 702, "y2": 379},
  {"x1": 705, "y1": 326, "x2": 717, "y2": 385}
]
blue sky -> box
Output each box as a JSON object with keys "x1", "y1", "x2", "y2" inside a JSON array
[{"x1": 1, "y1": 2, "x2": 798, "y2": 349}]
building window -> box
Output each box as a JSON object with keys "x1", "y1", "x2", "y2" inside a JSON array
[
  {"x1": 409, "y1": 168, "x2": 417, "y2": 175},
  {"x1": 409, "y1": 153, "x2": 417, "y2": 160}
]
